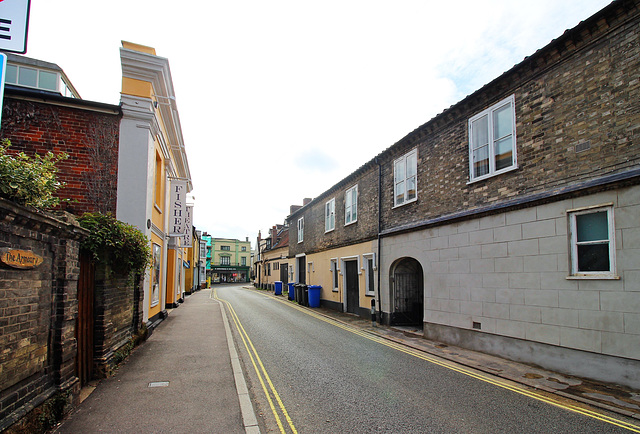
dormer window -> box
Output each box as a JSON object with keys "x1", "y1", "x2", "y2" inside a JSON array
[{"x1": 5, "y1": 63, "x2": 77, "y2": 97}]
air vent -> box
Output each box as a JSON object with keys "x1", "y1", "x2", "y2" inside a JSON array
[
  {"x1": 575, "y1": 141, "x2": 591, "y2": 153},
  {"x1": 472, "y1": 322, "x2": 482, "y2": 330}
]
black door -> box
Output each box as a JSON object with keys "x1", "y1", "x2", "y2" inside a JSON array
[
  {"x1": 297, "y1": 256, "x2": 306, "y2": 284},
  {"x1": 280, "y1": 263, "x2": 288, "y2": 284},
  {"x1": 345, "y1": 261, "x2": 359, "y2": 314},
  {"x1": 391, "y1": 258, "x2": 423, "y2": 326}
]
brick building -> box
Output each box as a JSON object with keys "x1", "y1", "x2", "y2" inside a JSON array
[
  {"x1": 1, "y1": 54, "x2": 122, "y2": 215},
  {"x1": 286, "y1": 0, "x2": 640, "y2": 388}
]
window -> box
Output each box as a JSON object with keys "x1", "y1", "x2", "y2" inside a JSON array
[
  {"x1": 297, "y1": 217, "x2": 304, "y2": 243},
  {"x1": 325, "y1": 198, "x2": 335, "y2": 232},
  {"x1": 154, "y1": 152, "x2": 163, "y2": 207},
  {"x1": 330, "y1": 259, "x2": 339, "y2": 292},
  {"x1": 242, "y1": 246, "x2": 247, "y2": 252},
  {"x1": 267, "y1": 263, "x2": 271, "y2": 275},
  {"x1": 363, "y1": 253, "x2": 376, "y2": 296},
  {"x1": 241, "y1": 257, "x2": 247, "y2": 266},
  {"x1": 568, "y1": 205, "x2": 616, "y2": 278},
  {"x1": 469, "y1": 95, "x2": 517, "y2": 182},
  {"x1": 345, "y1": 185, "x2": 357, "y2": 225},
  {"x1": 394, "y1": 149, "x2": 417, "y2": 207},
  {"x1": 151, "y1": 244, "x2": 161, "y2": 306},
  {"x1": 221, "y1": 256, "x2": 230, "y2": 266},
  {"x1": 221, "y1": 245, "x2": 230, "y2": 251}
]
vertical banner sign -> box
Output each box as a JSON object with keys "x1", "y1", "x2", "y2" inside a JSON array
[
  {"x1": 0, "y1": 0, "x2": 31, "y2": 54},
  {"x1": 169, "y1": 179, "x2": 187, "y2": 239},
  {"x1": 184, "y1": 205, "x2": 193, "y2": 246}
]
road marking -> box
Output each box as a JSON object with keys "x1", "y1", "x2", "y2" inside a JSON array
[
  {"x1": 215, "y1": 289, "x2": 298, "y2": 434},
  {"x1": 253, "y1": 289, "x2": 640, "y2": 433}
]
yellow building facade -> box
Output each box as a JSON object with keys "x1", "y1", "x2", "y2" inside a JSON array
[{"x1": 117, "y1": 42, "x2": 193, "y2": 327}]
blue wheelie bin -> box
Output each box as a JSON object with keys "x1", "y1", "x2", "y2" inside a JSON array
[
  {"x1": 287, "y1": 283, "x2": 295, "y2": 300},
  {"x1": 274, "y1": 281, "x2": 283, "y2": 295},
  {"x1": 307, "y1": 285, "x2": 322, "y2": 308}
]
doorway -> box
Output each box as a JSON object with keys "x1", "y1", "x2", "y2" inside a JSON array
[
  {"x1": 390, "y1": 257, "x2": 423, "y2": 326},
  {"x1": 345, "y1": 260, "x2": 359, "y2": 314},
  {"x1": 297, "y1": 256, "x2": 306, "y2": 284},
  {"x1": 76, "y1": 253, "x2": 94, "y2": 386}
]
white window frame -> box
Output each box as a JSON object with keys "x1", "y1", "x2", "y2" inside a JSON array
[
  {"x1": 297, "y1": 217, "x2": 304, "y2": 243},
  {"x1": 468, "y1": 94, "x2": 517, "y2": 183},
  {"x1": 567, "y1": 204, "x2": 618, "y2": 279},
  {"x1": 345, "y1": 185, "x2": 358, "y2": 226},
  {"x1": 362, "y1": 253, "x2": 376, "y2": 296},
  {"x1": 393, "y1": 148, "x2": 418, "y2": 208},
  {"x1": 325, "y1": 198, "x2": 335, "y2": 233},
  {"x1": 330, "y1": 258, "x2": 339, "y2": 292}
]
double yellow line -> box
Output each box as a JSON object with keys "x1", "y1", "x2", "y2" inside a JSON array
[
  {"x1": 215, "y1": 289, "x2": 297, "y2": 434},
  {"x1": 219, "y1": 288, "x2": 640, "y2": 433}
]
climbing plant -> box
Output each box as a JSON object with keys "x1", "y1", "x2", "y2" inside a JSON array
[
  {"x1": 78, "y1": 213, "x2": 152, "y2": 276},
  {"x1": 0, "y1": 139, "x2": 67, "y2": 208}
]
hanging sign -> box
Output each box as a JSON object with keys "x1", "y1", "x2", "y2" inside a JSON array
[
  {"x1": 169, "y1": 179, "x2": 187, "y2": 238},
  {"x1": 184, "y1": 205, "x2": 193, "y2": 246},
  {"x1": 0, "y1": 0, "x2": 31, "y2": 54},
  {"x1": 1, "y1": 248, "x2": 43, "y2": 269}
]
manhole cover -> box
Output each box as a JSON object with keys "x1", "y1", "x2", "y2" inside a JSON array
[{"x1": 148, "y1": 381, "x2": 169, "y2": 388}]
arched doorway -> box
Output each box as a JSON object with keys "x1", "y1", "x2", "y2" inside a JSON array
[{"x1": 390, "y1": 257, "x2": 423, "y2": 326}]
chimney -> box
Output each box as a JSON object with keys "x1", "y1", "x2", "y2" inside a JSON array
[
  {"x1": 246, "y1": 237, "x2": 249, "y2": 242},
  {"x1": 303, "y1": 198, "x2": 312, "y2": 206},
  {"x1": 257, "y1": 230, "x2": 261, "y2": 242},
  {"x1": 290, "y1": 204, "x2": 302, "y2": 215}
]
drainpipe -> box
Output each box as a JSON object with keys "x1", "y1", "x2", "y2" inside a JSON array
[{"x1": 375, "y1": 156, "x2": 383, "y2": 324}]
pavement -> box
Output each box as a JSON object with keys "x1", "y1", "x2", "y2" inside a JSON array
[{"x1": 54, "y1": 285, "x2": 640, "y2": 434}]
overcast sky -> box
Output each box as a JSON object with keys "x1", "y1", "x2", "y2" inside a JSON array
[{"x1": 25, "y1": 0, "x2": 612, "y2": 247}]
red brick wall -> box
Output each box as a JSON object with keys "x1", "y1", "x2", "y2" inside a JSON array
[{"x1": 0, "y1": 97, "x2": 122, "y2": 216}]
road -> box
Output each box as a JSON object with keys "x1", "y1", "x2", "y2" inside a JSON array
[{"x1": 215, "y1": 284, "x2": 638, "y2": 433}]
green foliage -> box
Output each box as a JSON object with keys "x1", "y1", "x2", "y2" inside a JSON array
[
  {"x1": 78, "y1": 213, "x2": 152, "y2": 276},
  {"x1": 0, "y1": 139, "x2": 68, "y2": 209}
]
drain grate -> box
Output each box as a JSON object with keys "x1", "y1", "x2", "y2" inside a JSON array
[{"x1": 148, "y1": 381, "x2": 169, "y2": 388}]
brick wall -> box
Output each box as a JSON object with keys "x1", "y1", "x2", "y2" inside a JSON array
[
  {"x1": 378, "y1": 1, "x2": 640, "y2": 233},
  {"x1": 0, "y1": 199, "x2": 87, "y2": 430},
  {"x1": 288, "y1": 164, "x2": 379, "y2": 257},
  {"x1": 0, "y1": 96, "x2": 122, "y2": 216}
]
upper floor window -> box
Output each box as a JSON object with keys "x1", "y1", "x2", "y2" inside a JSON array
[
  {"x1": 394, "y1": 149, "x2": 417, "y2": 207},
  {"x1": 241, "y1": 246, "x2": 247, "y2": 252},
  {"x1": 325, "y1": 198, "x2": 335, "y2": 233},
  {"x1": 241, "y1": 257, "x2": 247, "y2": 266},
  {"x1": 221, "y1": 245, "x2": 230, "y2": 251},
  {"x1": 5, "y1": 64, "x2": 77, "y2": 97},
  {"x1": 568, "y1": 205, "x2": 617, "y2": 278},
  {"x1": 220, "y1": 256, "x2": 230, "y2": 266},
  {"x1": 297, "y1": 217, "x2": 304, "y2": 243},
  {"x1": 468, "y1": 95, "x2": 517, "y2": 182},
  {"x1": 345, "y1": 185, "x2": 357, "y2": 225}
]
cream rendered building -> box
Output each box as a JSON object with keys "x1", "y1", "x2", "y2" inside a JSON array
[{"x1": 117, "y1": 42, "x2": 193, "y2": 327}]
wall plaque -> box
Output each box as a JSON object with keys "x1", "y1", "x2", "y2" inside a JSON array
[{"x1": 1, "y1": 248, "x2": 43, "y2": 269}]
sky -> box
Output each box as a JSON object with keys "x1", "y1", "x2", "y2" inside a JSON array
[{"x1": 24, "y1": 0, "x2": 612, "y2": 248}]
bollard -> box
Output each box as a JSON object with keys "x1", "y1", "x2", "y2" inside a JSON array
[{"x1": 371, "y1": 299, "x2": 377, "y2": 327}]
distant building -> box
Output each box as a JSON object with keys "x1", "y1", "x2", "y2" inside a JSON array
[{"x1": 210, "y1": 237, "x2": 251, "y2": 283}]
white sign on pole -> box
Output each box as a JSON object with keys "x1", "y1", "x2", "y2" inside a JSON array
[
  {"x1": 169, "y1": 179, "x2": 187, "y2": 239},
  {"x1": 0, "y1": 53, "x2": 6, "y2": 124},
  {"x1": 0, "y1": 0, "x2": 31, "y2": 54}
]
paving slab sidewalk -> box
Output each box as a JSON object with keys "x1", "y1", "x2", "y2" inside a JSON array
[{"x1": 54, "y1": 289, "x2": 255, "y2": 434}]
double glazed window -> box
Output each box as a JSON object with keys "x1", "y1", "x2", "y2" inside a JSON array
[
  {"x1": 345, "y1": 185, "x2": 357, "y2": 225},
  {"x1": 469, "y1": 95, "x2": 517, "y2": 182},
  {"x1": 394, "y1": 149, "x2": 417, "y2": 207},
  {"x1": 297, "y1": 217, "x2": 304, "y2": 243},
  {"x1": 325, "y1": 198, "x2": 335, "y2": 233},
  {"x1": 569, "y1": 206, "x2": 616, "y2": 277}
]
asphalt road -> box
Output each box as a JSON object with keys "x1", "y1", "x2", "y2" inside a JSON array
[{"x1": 216, "y1": 285, "x2": 635, "y2": 433}]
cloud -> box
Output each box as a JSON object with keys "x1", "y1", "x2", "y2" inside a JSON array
[{"x1": 294, "y1": 149, "x2": 339, "y2": 174}]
